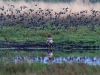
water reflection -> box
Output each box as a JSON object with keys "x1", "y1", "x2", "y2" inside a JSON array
[{"x1": 0, "y1": 56, "x2": 100, "y2": 65}]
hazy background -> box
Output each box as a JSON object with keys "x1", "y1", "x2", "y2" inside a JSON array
[
  {"x1": 1, "y1": 0, "x2": 100, "y2": 3},
  {"x1": 1, "y1": 0, "x2": 100, "y2": 14},
  {"x1": 0, "y1": 0, "x2": 100, "y2": 30}
]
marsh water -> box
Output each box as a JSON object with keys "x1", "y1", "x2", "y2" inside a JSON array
[
  {"x1": 0, "y1": 41, "x2": 100, "y2": 65},
  {"x1": 0, "y1": 55, "x2": 100, "y2": 65}
]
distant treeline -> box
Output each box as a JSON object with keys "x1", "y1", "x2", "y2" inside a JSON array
[{"x1": 2, "y1": 0, "x2": 100, "y2": 3}]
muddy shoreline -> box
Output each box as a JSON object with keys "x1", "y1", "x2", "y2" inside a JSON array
[{"x1": 0, "y1": 41, "x2": 100, "y2": 51}]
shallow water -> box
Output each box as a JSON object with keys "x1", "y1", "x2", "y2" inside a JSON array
[{"x1": 0, "y1": 56, "x2": 100, "y2": 65}]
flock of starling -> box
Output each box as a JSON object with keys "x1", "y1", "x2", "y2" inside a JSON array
[{"x1": 0, "y1": 2, "x2": 100, "y2": 30}]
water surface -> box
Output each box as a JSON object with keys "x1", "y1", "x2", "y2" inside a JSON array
[{"x1": 0, "y1": 56, "x2": 100, "y2": 65}]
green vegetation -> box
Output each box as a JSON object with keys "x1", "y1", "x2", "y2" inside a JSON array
[
  {"x1": 0, "y1": 26, "x2": 100, "y2": 45},
  {"x1": 0, "y1": 61, "x2": 100, "y2": 75}
]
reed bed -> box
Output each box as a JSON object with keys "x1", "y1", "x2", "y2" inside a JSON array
[{"x1": 0, "y1": 0, "x2": 100, "y2": 31}]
